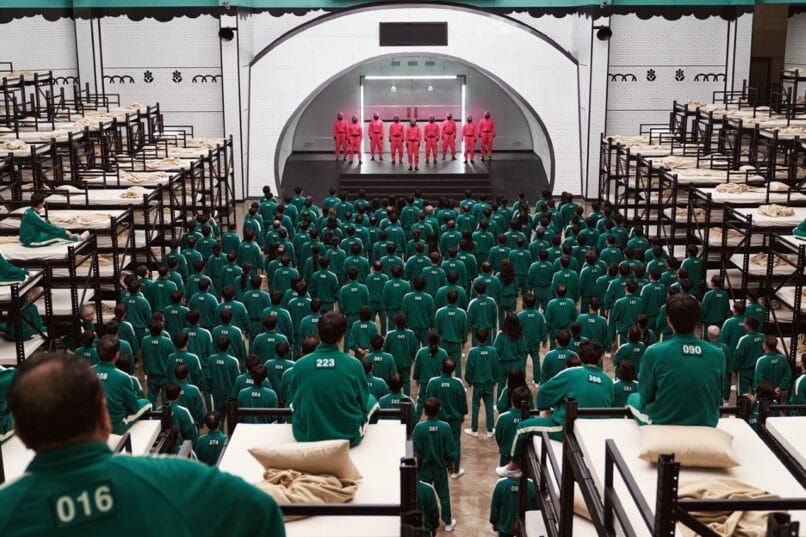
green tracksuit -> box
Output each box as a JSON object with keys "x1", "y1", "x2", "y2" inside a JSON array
[
  {"x1": 539, "y1": 346, "x2": 578, "y2": 385},
  {"x1": 367, "y1": 351, "x2": 398, "y2": 383},
  {"x1": 74, "y1": 344, "x2": 99, "y2": 367},
  {"x1": 167, "y1": 350, "x2": 204, "y2": 388},
  {"x1": 382, "y1": 277, "x2": 410, "y2": 322},
  {"x1": 194, "y1": 430, "x2": 226, "y2": 467},
  {"x1": 238, "y1": 385, "x2": 279, "y2": 424},
  {"x1": 465, "y1": 344, "x2": 500, "y2": 433},
  {"x1": 417, "y1": 480, "x2": 441, "y2": 537},
  {"x1": 151, "y1": 278, "x2": 178, "y2": 313},
  {"x1": 603, "y1": 277, "x2": 628, "y2": 314},
  {"x1": 412, "y1": 416, "x2": 457, "y2": 525},
  {"x1": 790, "y1": 374, "x2": 806, "y2": 414},
  {"x1": 490, "y1": 477, "x2": 537, "y2": 537},
  {"x1": 0, "y1": 441, "x2": 285, "y2": 536},
  {"x1": 639, "y1": 281, "x2": 666, "y2": 327},
  {"x1": 613, "y1": 341, "x2": 646, "y2": 376},
  {"x1": 468, "y1": 294, "x2": 498, "y2": 344},
  {"x1": 378, "y1": 390, "x2": 414, "y2": 416},
  {"x1": 746, "y1": 302, "x2": 767, "y2": 331},
  {"x1": 719, "y1": 314, "x2": 746, "y2": 366},
  {"x1": 494, "y1": 333, "x2": 527, "y2": 394},
  {"x1": 0, "y1": 366, "x2": 16, "y2": 435},
  {"x1": 163, "y1": 304, "x2": 189, "y2": 338},
  {"x1": 242, "y1": 288, "x2": 271, "y2": 341},
  {"x1": 205, "y1": 351, "x2": 240, "y2": 416},
  {"x1": 298, "y1": 313, "x2": 321, "y2": 343},
  {"x1": 701, "y1": 288, "x2": 731, "y2": 327},
  {"x1": 216, "y1": 299, "x2": 251, "y2": 336},
  {"x1": 140, "y1": 334, "x2": 176, "y2": 404},
  {"x1": 161, "y1": 402, "x2": 198, "y2": 450},
  {"x1": 402, "y1": 291, "x2": 435, "y2": 345},
  {"x1": 211, "y1": 324, "x2": 247, "y2": 363},
  {"x1": 526, "y1": 260, "x2": 553, "y2": 310},
  {"x1": 496, "y1": 276, "x2": 518, "y2": 326},
  {"x1": 237, "y1": 241, "x2": 263, "y2": 275},
  {"x1": 230, "y1": 374, "x2": 273, "y2": 400},
  {"x1": 347, "y1": 320, "x2": 378, "y2": 352},
  {"x1": 183, "y1": 325, "x2": 214, "y2": 364},
  {"x1": 550, "y1": 268, "x2": 580, "y2": 302},
  {"x1": 434, "y1": 305, "x2": 467, "y2": 377},
  {"x1": 753, "y1": 352, "x2": 793, "y2": 393},
  {"x1": 93, "y1": 362, "x2": 150, "y2": 434},
  {"x1": 577, "y1": 312, "x2": 609, "y2": 349},
  {"x1": 19, "y1": 207, "x2": 72, "y2": 246},
  {"x1": 734, "y1": 331, "x2": 764, "y2": 395},
  {"x1": 609, "y1": 295, "x2": 644, "y2": 343},
  {"x1": 310, "y1": 269, "x2": 339, "y2": 310},
  {"x1": 338, "y1": 281, "x2": 370, "y2": 327},
  {"x1": 123, "y1": 293, "x2": 152, "y2": 342},
  {"x1": 383, "y1": 328, "x2": 418, "y2": 395},
  {"x1": 260, "y1": 305, "x2": 294, "y2": 342},
  {"x1": 422, "y1": 266, "x2": 447, "y2": 298},
  {"x1": 627, "y1": 333, "x2": 724, "y2": 426},
  {"x1": 252, "y1": 331, "x2": 289, "y2": 364},
  {"x1": 426, "y1": 374, "x2": 468, "y2": 466},
  {"x1": 494, "y1": 408, "x2": 522, "y2": 466},
  {"x1": 413, "y1": 347, "x2": 448, "y2": 417},
  {"x1": 435, "y1": 284, "x2": 469, "y2": 310},
  {"x1": 177, "y1": 381, "x2": 206, "y2": 425},
  {"x1": 189, "y1": 292, "x2": 220, "y2": 330},
  {"x1": 579, "y1": 264, "x2": 606, "y2": 312},
  {"x1": 519, "y1": 307, "x2": 548, "y2": 378},
  {"x1": 512, "y1": 364, "x2": 613, "y2": 453},
  {"x1": 612, "y1": 379, "x2": 639, "y2": 408},
  {"x1": 289, "y1": 343, "x2": 369, "y2": 446},
  {"x1": 265, "y1": 359, "x2": 295, "y2": 398},
  {"x1": 544, "y1": 297, "x2": 578, "y2": 344},
  {"x1": 681, "y1": 255, "x2": 704, "y2": 296},
  {"x1": 366, "y1": 373, "x2": 389, "y2": 400}
]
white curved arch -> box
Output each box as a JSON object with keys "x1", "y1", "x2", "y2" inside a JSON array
[{"x1": 248, "y1": 5, "x2": 581, "y2": 197}]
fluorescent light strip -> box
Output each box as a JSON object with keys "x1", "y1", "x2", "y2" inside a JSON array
[
  {"x1": 364, "y1": 75, "x2": 458, "y2": 80},
  {"x1": 461, "y1": 81, "x2": 466, "y2": 153},
  {"x1": 360, "y1": 80, "x2": 364, "y2": 152}
]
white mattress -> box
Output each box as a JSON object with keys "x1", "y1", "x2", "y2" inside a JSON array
[
  {"x1": 33, "y1": 287, "x2": 94, "y2": 316},
  {"x1": 728, "y1": 253, "x2": 798, "y2": 276},
  {"x1": 46, "y1": 188, "x2": 155, "y2": 206},
  {"x1": 700, "y1": 187, "x2": 806, "y2": 205},
  {"x1": 705, "y1": 229, "x2": 765, "y2": 248},
  {"x1": 0, "y1": 277, "x2": 33, "y2": 300},
  {"x1": 0, "y1": 144, "x2": 49, "y2": 157},
  {"x1": 51, "y1": 261, "x2": 116, "y2": 279},
  {"x1": 81, "y1": 172, "x2": 171, "y2": 187},
  {"x1": 0, "y1": 240, "x2": 76, "y2": 262},
  {"x1": 778, "y1": 234, "x2": 806, "y2": 250},
  {"x1": 758, "y1": 119, "x2": 806, "y2": 130},
  {"x1": 0, "y1": 334, "x2": 45, "y2": 366},
  {"x1": 674, "y1": 172, "x2": 764, "y2": 186},
  {"x1": 661, "y1": 208, "x2": 720, "y2": 224},
  {"x1": 766, "y1": 416, "x2": 806, "y2": 470},
  {"x1": 127, "y1": 419, "x2": 162, "y2": 455},
  {"x1": 575, "y1": 418, "x2": 806, "y2": 537},
  {"x1": 218, "y1": 422, "x2": 406, "y2": 537},
  {"x1": 140, "y1": 158, "x2": 198, "y2": 171},
  {"x1": 627, "y1": 146, "x2": 672, "y2": 158},
  {"x1": 731, "y1": 206, "x2": 806, "y2": 228},
  {"x1": 775, "y1": 287, "x2": 806, "y2": 313},
  {"x1": 1, "y1": 209, "x2": 125, "y2": 230}
]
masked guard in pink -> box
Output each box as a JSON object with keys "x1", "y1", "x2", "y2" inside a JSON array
[
  {"x1": 441, "y1": 113, "x2": 457, "y2": 160},
  {"x1": 332, "y1": 112, "x2": 349, "y2": 160},
  {"x1": 406, "y1": 119, "x2": 422, "y2": 171},
  {"x1": 389, "y1": 115, "x2": 405, "y2": 164},
  {"x1": 424, "y1": 115, "x2": 440, "y2": 164},
  {"x1": 479, "y1": 111, "x2": 496, "y2": 160},
  {"x1": 462, "y1": 115, "x2": 478, "y2": 163},
  {"x1": 368, "y1": 112, "x2": 384, "y2": 161},
  {"x1": 347, "y1": 115, "x2": 363, "y2": 164}
]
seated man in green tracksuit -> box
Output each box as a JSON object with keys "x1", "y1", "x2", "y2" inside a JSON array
[
  {"x1": 19, "y1": 193, "x2": 89, "y2": 247},
  {"x1": 490, "y1": 475, "x2": 537, "y2": 537},
  {"x1": 289, "y1": 311, "x2": 369, "y2": 446},
  {"x1": 412, "y1": 397, "x2": 458, "y2": 532},
  {"x1": 93, "y1": 335, "x2": 151, "y2": 434},
  {"x1": 1, "y1": 355, "x2": 285, "y2": 537},
  {"x1": 627, "y1": 293, "x2": 725, "y2": 427},
  {"x1": 496, "y1": 339, "x2": 612, "y2": 478}
]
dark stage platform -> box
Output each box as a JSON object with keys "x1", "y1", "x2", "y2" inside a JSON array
[{"x1": 281, "y1": 152, "x2": 549, "y2": 205}]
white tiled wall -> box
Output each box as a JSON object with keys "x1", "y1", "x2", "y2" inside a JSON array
[
  {"x1": 0, "y1": 16, "x2": 77, "y2": 81},
  {"x1": 99, "y1": 15, "x2": 224, "y2": 137},
  {"x1": 785, "y1": 13, "x2": 806, "y2": 70},
  {"x1": 605, "y1": 13, "x2": 752, "y2": 136},
  {"x1": 246, "y1": 6, "x2": 582, "y2": 198}
]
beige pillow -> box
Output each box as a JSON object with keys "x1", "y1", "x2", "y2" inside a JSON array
[
  {"x1": 639, "y1": 425, "x2": 739, "y2": 468},
  {"x1": 249, "y1": 439, "x2": 362, "y2": 480}
]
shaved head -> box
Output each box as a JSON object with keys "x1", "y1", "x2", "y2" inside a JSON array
[{"x1": 8, "y1": 354, "x2": 110, "y2": 451}]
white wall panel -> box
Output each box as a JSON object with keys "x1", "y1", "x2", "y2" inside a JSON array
[
  {"x1": 785, "y1": 13, "x2": 806, "y2": 70},
  {"x1": 0, "y1": 16, "x2": 77, "y2": 80}
]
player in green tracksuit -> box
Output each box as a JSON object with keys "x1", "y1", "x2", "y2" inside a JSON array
[
  {"x1": 378, "y1": 374, "x2": 414, "y2": 416},
  {"x1": 612, "y1": 327, "x2": 646, "y2": 377},
  {"x1": 367, "y1": 334, "x2": 398, "y2": 382},
  {"x1": 402, "y1": 278, "x2": 436, "y2": 346},
  {"x1": 720, "y1": 301, "x2": 746, "y2": 367},
  {"x1": 310, "y1": 258, "x2": 340, "y2": 312},
  {"x1": 174, "y1": 365, "x2": 206, "y2": 425},
  {"x1": 205, "y1": 335, "x2": 241, "y2": 417},
  {"x1": 700, "y1": 276, "x2": 731, "y2": 328},
  {"x1": 526, "y1": 250, "x2": 553, "y2": 311},
  {"x1": 612, "y1": 359, "x2": 639, "y2": 407},
  {"x1": 518, "y1": 293, "x2": 548, "y2": 383},
  {"x1": 19, "y1": 194, "x2": 77, "y2": 246},
  {"x1": 576, "y1": 298, "x2": 609, "y2": 349},
  {"x1": 608, "y1": 280, "x2": 644, "y2": 345},
  {"x1": 93, "y1": 336, "x2": 151, "y2": 434},
  {"x1": 494, "y1": 314, "x2": 528, "y2": 394},
  {"x1": 539, "y1": 331, "x2": 578, "y2": 385},
  {"x1": 435, "y1": 272, "x2": 469, "y2": 310},
  {"x1": 298, "y1": 300, "x2": 322, "y2": 344},
  {"x1": 544, "y1": 285, "x2": 578, "y2": 348},
  {"x1": 237, "y1": 365, "x2": 279, "y2": 424},
  {"x1": 733, "y1": 316, "x2": 764, "y2": 396},
  {"x1": 161, "y1": 383, "x2": 198, "y2": 451},
  {"x1": 289, "y1": 312, "x2": 369, "y2": 445},
  {"x1": 212, "y1": 310, "x2": 247, "y2": 364},
  {"x1": 140, "y1": 322, "x2": 177, "y2": 404},
  {"x1": 74, "y1": 331, "x2": 99, "y2": 366},
  {"x1": 163, "y1": 291, "x2": 189, "y2": 338},
  {"x1": 216, "y1": 287, "x2": 251, "y2": 338},
  {"x1": 627, "y1": 294, "x2": 724, "y2": 427},
  {"x1": 425, "y1": 358, "x2": 467, "y2": 475},
  {"x1": 183, "y1": 310, "x2": 215, "y2": 366},
  {"x1": 0, "y1": 355, "x2": 285, "y2": 537},
  {"x1": 413, "y1": 331, "x2": 448, "y2": 418},
  {"x1": 382, "y1": 264, "x2": 410, "y2": 322},
  {"x1": 384, "y1": 313, "x2": 419, "y2": 395},
  {"x1": 0, "y1": 364, "x2": 16, "y2": 436},
  {"x1": 752, "y1": 336, "x2": 792, "y2": 397},
  {"x1": 494, "y1": 386, "x2": 530, "y2": 466},
  {"x1": 123, "y1": 280, "x2": 152, "y2": 343},
  {"x1": 640, "y1": 270, "x2": 666, "y2": 328},
  {"x1": 497, "y1": 340, "x2": 613, "y2": 478},
  {"x1": 265, "y1": 342, "x2": 295, "y2": 397},
  {"x1": 464, "y1": 329, "x2": 499, "y2": 437},
  {"x1": 434, "y1": 293, "x2": 468, "y2": 377},
  {"x1": 412, "y1": 397, "x2": 458, "y2": 530},
  {"x1": 549, "y1": 256, "x2": 580, "y2": 302},
  {"x1": 790, "y1": 355, "x2": 806, "y2": 415},
  {"x1": 151, "y1": 268, "x2": 178, "y2": 313},
  {"x1": 468, "y1": 281, "x2": 498, "y2": 345},
  {"x1": 681, "y1": 245, "x2": 704, "y2": 296},
  {"x1": 194, "y1": 411, "x2": 228, "y2": 466},
  {"x1": 189, "y1": 279, "x2": 220, "y2": 330},
  {"x1": 417, "y1": 479, "x2": 441, "y2": 537},
  {"x1": 347, "y1": 307, "x2": 379, "y2": 353},
  {"x1": 490, "y1": 476, "x2": 537, "y2": 537},
  {"x1": 366, "y1": 262, "x2": 390, "y2": 334},
  {"x1": 242, "y1": 275, "x2": 271, "y2": 343},
  {"x1": 339, "y1": 268, "x2": 370, "y2": 328}
]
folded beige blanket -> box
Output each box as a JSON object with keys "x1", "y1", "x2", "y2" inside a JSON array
[
  {"x1": 145, "y1": 157, "x2": 184, "y2": 170},
  {"x1": 716, "y1": 183, "x2": 756, "y2": 193},
  {"x1": 254, "y1": 468, "x2": 358, "y2": 522},
  {"x1": 758, "y1": 204, "x2": 795, "y2": 217},
  {"x1": 678, "y1": 478, "x2": 782, "y2": 537},
  {"x1": 119, "y1": 170, "x2": 169, "y2": 183},
  {"x1": 120, "y1": 186, "x2": 149, "y2": 199}
]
